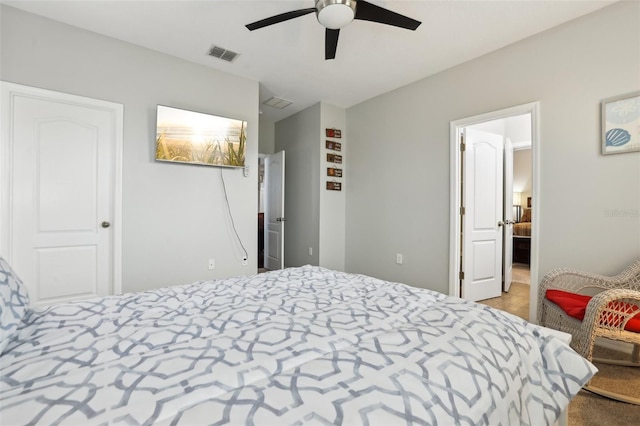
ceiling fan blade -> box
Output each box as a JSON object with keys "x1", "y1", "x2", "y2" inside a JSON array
[
  {"x1": 325, "y1": 28, "x2": 340, "y2": 60},
  {"x1": 246, "y1": 8, "x2": 316, "y2": 31},
  {"x1": 354, "y1": 0, "x2": 421, "y2": 30}
]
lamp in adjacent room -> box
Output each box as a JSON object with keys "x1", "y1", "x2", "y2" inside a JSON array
[{"x1": 513, "y1": 192, "x2": 522, "y2": 223}]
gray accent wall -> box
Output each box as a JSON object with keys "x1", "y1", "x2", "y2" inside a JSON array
[
  {"x1": 258, "y1": 120, "x2": 275, "y2": 155},
  {"x1": 345, "y1": 2, "x2": 639, "y2": 293},
  {"x1": 275, "y1": 103, "x2": 321, "y2": 267},
  {"x1": 275, "y1": 102, "x2": 346, "y2": 270},
  {"x1": 319, "y1": 103, "x2": 346, "y2": 271},
  {"x1": 1, "y1": 6, "x2": 260, "y2": 292}
]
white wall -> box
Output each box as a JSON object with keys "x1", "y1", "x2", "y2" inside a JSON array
[
  {"x1": 513, "y1": 149, "x2": 532, "y2": 204},
  {"x1": 258, "y1": 119, "x2": 275, "y2": 155},
  {"x1": 346, "y1": 1, "x2": 640, "y2": 293},
  {"x1": 0, "y1": 6, "x2": 259, "y2": 292},
  {"x1": 506, "y1": 114, "x2": 532, "y2": 146},
  {"x1": 319, "y1": 103, "x2": 346, "y2": 271},
  {"x1": 275, "y1": 103, "x2": 321, "y2": 267}
]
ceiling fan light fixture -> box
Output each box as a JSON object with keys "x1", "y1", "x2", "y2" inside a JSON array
[{"x1": 316, "y1": 0, "x2": 356, "y2": 29}]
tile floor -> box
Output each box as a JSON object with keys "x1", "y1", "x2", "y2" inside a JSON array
[
  {"x1": 511, "y1": 263, "x2": 530, "y2": 285},
  {"x1": 478, "y1": 281, "x2": 530, "y2": 320},
  {"x1": 478, "y1": 263, "x2": 531, "y2": 320}
]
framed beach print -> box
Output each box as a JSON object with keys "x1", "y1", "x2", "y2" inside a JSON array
[
  {"x1": 601, "y1": 92, "x2": 640, "y2": 155},
  {"x1": 155, "y1": 105, "x2": 247, "y2": 167}
]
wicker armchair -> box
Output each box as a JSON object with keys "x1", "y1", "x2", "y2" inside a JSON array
[{"x1": 538, "y1": 259, "x2": 640, "y2": 405}]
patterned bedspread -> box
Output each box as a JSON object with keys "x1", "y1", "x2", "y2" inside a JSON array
[{"x1": 0, "y1": 266, "x2": 596, "y2": 425}]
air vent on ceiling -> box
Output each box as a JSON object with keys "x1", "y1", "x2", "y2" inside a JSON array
[
  {"x1": 262, "y1": 96, "x2": 293, "y2": 109},
  {"x1": 208, "y1": 45, "x2": 239, "y2": 63}
]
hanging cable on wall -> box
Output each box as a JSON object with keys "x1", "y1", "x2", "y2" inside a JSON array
[{"x1": 220, "y1": 168, "x2": 248, "y2": 261}]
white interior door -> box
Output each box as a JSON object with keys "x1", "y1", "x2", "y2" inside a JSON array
[
  {"x1": 462, "y1": 128, "x2": 504, "y2": 301},
  {"x1": 503, "y1": 138, "x2": 514, "y2": 292},
  {"x1": 1, "y1": 82, "x2": 122, "y2": 306},
  {"x1": 264, "y1": 151, "x2": 285, "y2": 270}
]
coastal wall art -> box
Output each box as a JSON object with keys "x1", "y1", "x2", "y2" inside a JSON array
[
  {"x1": 155, "y1": 105, "x2": 247, "y2": 167},
  {"x1": 601, "y1": 92, "x2": 640, "y2": 155}
]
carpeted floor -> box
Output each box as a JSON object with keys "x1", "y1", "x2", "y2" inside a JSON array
[
  {"x1": 479, "y1": 281, "x2": 640, "y2": 425},
  {"x1": 569, "y1": 346, "x2": 640, "y2": 425}
]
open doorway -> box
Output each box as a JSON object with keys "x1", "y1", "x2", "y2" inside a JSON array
[
  {"x1": 258, "y1": 155, "x2": 267, "y2": 272},
  {"x1": 449, "y1": 102, "x2": 540, "y2": 322},
  {"x1": 511, "y1": 145, "x2": 533, "y2": 291},
  {"x1": 258, "y1": 151, "x2": 285, "y2": 273}
]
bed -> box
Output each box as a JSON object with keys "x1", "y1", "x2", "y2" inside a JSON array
[
  {"x1": 513, "y1": 208, "x2": 532, "y2": 264},
  {"x1": 513, "y1": 208, "x2": 532, "y2": 237},
  {"x1": 1, "y1": 258, "x2": 596, "y2": 425}
]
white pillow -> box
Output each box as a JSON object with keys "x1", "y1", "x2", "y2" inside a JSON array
[{"x1": 0, "y1": 257, "x2": 30, "y2": 354}]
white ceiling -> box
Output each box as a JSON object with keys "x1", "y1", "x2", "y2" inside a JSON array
[{"x1": 4, "y1": 0, "x2": 616, "y2": 123}]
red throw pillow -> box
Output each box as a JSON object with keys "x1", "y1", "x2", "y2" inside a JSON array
[{"x1": 546, "y1": 289, "x2": 640, "y2": 333}]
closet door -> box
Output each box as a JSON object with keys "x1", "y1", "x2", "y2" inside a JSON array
[{"x1": 1, "y1": 82, "x2": 123, "y2": 306}]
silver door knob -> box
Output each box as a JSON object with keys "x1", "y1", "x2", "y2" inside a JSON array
[
  {"x1": 498, "y1": 221, "x2": 505, "y2": 227},
  {"x1": 101, "y1": 221, "x2": 111, "y2": 228}
]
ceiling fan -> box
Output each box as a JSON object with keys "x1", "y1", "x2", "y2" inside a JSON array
[{"x1": 246, "y1": 0, "x2": 421, "y2": 60}]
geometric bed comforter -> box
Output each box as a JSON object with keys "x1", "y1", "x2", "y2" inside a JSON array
[{"x1": 0, "y1": 265, "x2": 596, "y2": 425}]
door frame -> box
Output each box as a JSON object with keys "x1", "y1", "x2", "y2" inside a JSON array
[
  {"x1": 0, "y1": 81, "x2": 123, "y2": 295},
  {"x1": 449, "y1": 101, "x2": 540, "y2": 322},
  {"x1": 503, "y1": 137, "x2": 514, "y2": 294}
]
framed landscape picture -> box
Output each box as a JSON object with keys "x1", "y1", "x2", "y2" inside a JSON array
[
  {"x1": 155, "y1": 105, "x2": 247, "y2": 167},
  {"x1": 601, "y1": 92, "x2": 640, "y2": 155}
]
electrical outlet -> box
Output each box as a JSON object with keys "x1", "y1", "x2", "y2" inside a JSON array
[
  {"x1": 396, "y1": 253, "x2": 403, "y2": 265},
  {"x1": 243, "y1": 165, "x2": 250, "y2": 177},
  {"x1": 208, "y1": 259, "x2": 215, "y2": 270},
  {"x1": 308, "y1": 247, "x2": 313, "y2": 256},
  {"x1": 241, "y1": 256, "x2": 248, "y2": 266}
]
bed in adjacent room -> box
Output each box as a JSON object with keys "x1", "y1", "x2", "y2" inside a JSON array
[
  {"x1": 513, "y1": 207, "x2": 532, "y2": 238},
  {"x1": 513, "y1": 207, "x2": 532, "y2": 265},
  {"x1": 0, "y1": 258, "x2": 595, "y2": 425}
]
